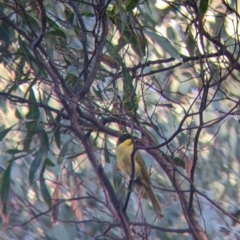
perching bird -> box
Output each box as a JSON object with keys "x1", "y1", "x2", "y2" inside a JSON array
[{"x1": 115, "y1": 133, "x2": 164, "y2": 219}]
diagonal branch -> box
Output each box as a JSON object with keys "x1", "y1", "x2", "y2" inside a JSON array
[
  {"x1": 67, "y1": 117, "x2": 133, "y2": 239},
  {"x1": 140, "y1": 137, "x2": 208, "y2": 240}
]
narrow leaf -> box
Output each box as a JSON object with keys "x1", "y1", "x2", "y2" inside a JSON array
[
  {"x1": 113, "y1": 172, "x2": 123, "y2": 190},
  {"x1": 130, "y1": 30, "x2": 146, "y2": 58},
  {"x1": 25, "y1": 120, "x2": 36, "y2": 132},
  {"x1": 199, "y1": 0, "x2": 209, "y2": 18},
  {"x1": 173, "y1": 157, "x2": 185, "y2": 169},
  {"x1": 46, "y1": 28, "x2": 66, "y2": 40},
  {"x1": 0, "y1": 126, "x2": 13, "y2": 141},
  {"x1": 5, "y1": 149, "x2": 25, "y2": 154},
  {"x1": 15, "y1": 109, "x2": 23, "y2": 120},
  {"x1": 0, "y1": 162, "x2": 12, "y2": 213},
  {"x1": 125, "y1": 0, "x2": 139, "y2": 11},
  {"x1": 104, "y1": 135, "x2": 110, "y2": 163},
  {"x1": 26, "y1": 88, "x2": 40, "y2": 120},
  {"x1": 67, "y1": 65, "x2": 79, "y2": 78},
  {"x1": 29, "y1": 152, "x2": 42, "y2": 185},
  {"x1": 39, "y1": 130, "x2": 49, "y2": 159},
  {"x1": 122, "y1": 67, "x2": 138, "y2": 114},
  {"x1": 45, "y1": 158, "x2": 55, "y2": 167},
  {"x1": 23, "y1": 131, "x2": 34, "y2": 151},
  {"x1": 54, "y1": 115, "x2": 61, "y2": 149},
  {"x1": 143, "y1": 30, "x2": 181, "y2": 59},
  {"x1": 57, "y1": 139, "x2": 71, "y2": 164},
  {"x1": 51, "y1": 184, "x2": 60, "y2": 225},
  {"x1": 40, "y1": 160, "x2": 52, "y2": 208}
]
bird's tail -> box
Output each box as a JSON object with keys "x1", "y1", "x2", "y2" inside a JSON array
[{"x1": 147, "y1": 185, "x2": 164, "y2": 219}]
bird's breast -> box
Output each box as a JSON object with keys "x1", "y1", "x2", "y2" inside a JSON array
[{"x1": 116, "y1": 144, "x2": 143, "y2": 178}]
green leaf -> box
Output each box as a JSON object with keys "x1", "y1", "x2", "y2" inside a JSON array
[
  {"x1": 46, "y1": 16, "x2": 59, "y2": 29},
  {"x1": 0, "y1": 125, "x2": 13, "y2": 141},
  {"x1": 46, "y1": 28, "x2": 66, "y2": 40},
  {"x1": 104, "y1": 136, "x2": 110, "y2": 163},
  {"x1": 67, "y1": 65, "x2": 79, "y2": 77},
  {"x1": 57, "y1": 139, "x2": 71, "y2": 164},
  {"x1": 143, "y1": 30, "x2": 181, "y2": 60},
  {"x1": 29, "y1": 152, "x2": 42, "y2": 185},
  {"x1": 44, "y1": 109, "x2": 55, "y2": 124},
  {"x1": 23, "y1": 12, "x2": 40, "y2": 30},
  {"x1": 199, "y1": 0, "x2": 209, "y2": 18},
  {"x1": 92, "y1": 85, "x2": 103, "y2": 100},
  {"x1": 15, "y1": 108, "x2": 23, "y2": 120},
  {"x1": 111, "y1": 8, "x2": 146, "y2": 57},
  {"x1": 105, "y1": 40, "x2": 122, "y2": 61},
  {"x1": 65, "y1": 73, "x2": 79, "y2": 89},
  {"x1": 25, "y1": 121, "x2": 37, "y2": 132},
  {"x1": 0, "y1": 21, "x2": 14, "y2": 50},
  {"x1": 40, "y1": 160, "x2": 52, "y2": 208},
  {"x1": 178, "y1": 132, "x2": 188, "y2": 145},
  {"x1": 39, "y1": 130, "x2": 49, "y2": 159},
  {"x1": 119, "y1": 21, "x2": 146, "y2": 57},
  {"x1": 173, "y1": 157, "x2": 185, "y2": 168},
  {"x1": 113, "y1": 174, "x2": 124, "y2": 191},
  {"x1": 64, "y1": 7, "x2": 74, "y2": 24},
  {"x1": 18, "y1": 37, "x2": 39, "y2": 66},
  {"x1": 23, "y1": 131, "x2": 34, "y2": 151},
  {"x1": 26, "y1": 88, "x2": 40, "y2": 121},
  {"x1": 5, "y1": 149, "x2": 25, "y2": 154},
  {"x1": 6, "y1": 82, "x2": 18, "y2": 94},
  {"x1": 125, "y1": 0, "x2": 139, "y2": 12},
  {"x1": 185, "y1": 29, "x2": 196, "y2": 55},
  {"x1": 82, "y1": 12, "x2": 95, "y2": 17},
  {"x1": 45, "y1": 158, "x2": 55, "y2": 167},
  {"x1": 119, "y1": 9, "x2": 128, "y2": 36},
  {"x1": 130, "y1": 31, "x2": 146, "y2": 58},
  {"x1": 122, "y1": 67, "x2": 138, "y2": 114},
  {"x1": 54, "y1": 126, "x2": 61, "y2": 149},
  {"x1": 0, "y1": 161, "x2": 12, "y2": 214},
  {"x1": 54, "y1": 115, "x2": 61, "y2": 149}
]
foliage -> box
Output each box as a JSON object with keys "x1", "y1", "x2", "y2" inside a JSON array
[{"x1": 0, "y1": 0, "x2": 240, "y2": 239}]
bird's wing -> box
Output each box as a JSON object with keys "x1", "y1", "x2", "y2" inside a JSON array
[{"x1": 134, "y1": 151, "x2": 151, "y2": 186}]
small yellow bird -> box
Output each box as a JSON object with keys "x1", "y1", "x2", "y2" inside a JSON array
[{"x1": 115, "y1": 133, "x2": 164, "y2": 219}]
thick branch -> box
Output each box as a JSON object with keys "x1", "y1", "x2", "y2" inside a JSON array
[
  {"x1": 140, "y1": 138, "x2": 208, "y2": 240},
  {"x1": 69, "y1": 123, "x2": 132, "y2": 239}
]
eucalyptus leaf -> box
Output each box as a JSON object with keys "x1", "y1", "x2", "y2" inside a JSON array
[
  {"x1": 39, "y1": 130, "x2": 49, "y2": 160},
  {"x1": 26, "y1": 88, "x2": 40, "y2": 121},
  {"x1": 67, "y1": 65, "x2": 79, "y2": 77},
  {"x1": 5, "y1": 149, "x2": 25, "y2": 154},
  {"x1": 104, "y1": 135, "x2": 110, "y2": 163},
  {"x1": 0, "y1": 125, "x2": 13, "y2": 141},
  {"x1": 122, "y1": 67, "x2": 138, "y2": 114},
  {"x1": 199, "y1": 0, "x2": 209, "y2": 18},
  {"x1": 173, "y1": 157, "x2": 185, "y2": 168},
  {"x1": 125, "y1": 0, "x2": 139, "y2": 11},
  {"x1": 143, "y1": 30, "x2": 181, "y2": 59},
  {"x1": 0, "y1": 161, "x2": 12, "y2": 213},
  {"x1": 54, "y1": 124, "x2": 61, "y2": 150},
  {"x1": 29, "y1": 151, "x2": 42, "y2": 185},
  {"x1": 15, "y1": 108, "x2": 23, "y2": 120},
  {"x1": 40, "y1": 160, "x2": 52, "y2": 208},
  {"x1": 57, "y1": 139, "x2": 71, "y2": 164}
]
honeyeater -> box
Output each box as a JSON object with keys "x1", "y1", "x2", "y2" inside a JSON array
[{"x1": 115, "y1": 133, "x2": 164, "y2": 219}]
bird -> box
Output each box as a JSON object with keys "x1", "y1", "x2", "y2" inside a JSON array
[{"x1": 115, "y1": 133, "x2": 164, "y2": 219}]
